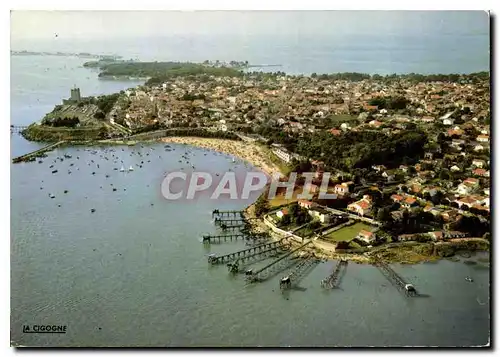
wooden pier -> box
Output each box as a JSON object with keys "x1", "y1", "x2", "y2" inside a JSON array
[
  {"x1": 246, "y1": 240, "x2": 313, "y2": 282},
  {"x1": 219, "y1": 223, "x2": 248, "y2": 231},
  {"x1": 202, "y1": 232, "x2": 268, "y2": 244},
  {"x1": 321, "y1": 259, "x2": 348, "y2": 289},
  {"x1": 208, "y1": 238, "x2": 288, "y2": 265},
  {"x1": 227, "y1": 245, "x2": 289, "y2": 274},
  {"x1": 12, "y1": 140, "x2": 67, "y2": 163},
  {"x1": 280, "y1": 254, "x2": 321, "y2": 290},
  {"x1": 212, "y1": 209, "x2": 244, "y2": 218},
  {"x1": 373, "y1": 260, "x2": 417, "y2": 296},
  {"x1": 214, "y1": 217, "x2": 247, "y2": 225},
  {"x1": 203, "y1": 234, "x2": 246, "y2": 243},
  {"x1": 10, "y1": 125, "x2": 28, "y2": 133}
]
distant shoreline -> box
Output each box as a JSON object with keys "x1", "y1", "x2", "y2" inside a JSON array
[{"x1": 10, "y1": 50, "x2": 122, "y2": 60}]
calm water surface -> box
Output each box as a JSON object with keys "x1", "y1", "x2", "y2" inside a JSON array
[{"x1": 10, "y1": 45, "x2": 490, "y2": 347}]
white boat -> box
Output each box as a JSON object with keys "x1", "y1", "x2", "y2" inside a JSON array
[
  {"x1": 128, "y1": 165, "x2": 134, "y2": 171},
  {"x1": 120, "y1": 166, "x2": 125, "y2": 172},
  {"x1": 232, "y1": 158, "x2": 236, "y2": 163}
]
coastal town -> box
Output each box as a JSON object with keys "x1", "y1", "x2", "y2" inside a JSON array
[{"x1": 17, "y1": 64, "x2": 491, "y2": 264}]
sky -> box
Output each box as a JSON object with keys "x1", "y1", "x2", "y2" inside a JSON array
[{"x1": 11, "y1": 10, "x2": 490, "y2": 42}]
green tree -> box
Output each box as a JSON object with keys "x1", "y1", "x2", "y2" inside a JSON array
[
  {"x1": 254, "y1": 192, "x2": 269, "y2": 217},
  {"x1": 377, "y1": 207, "x2": 392, "y2": 224}
]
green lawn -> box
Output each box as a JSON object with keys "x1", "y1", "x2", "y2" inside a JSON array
[{"x1": 323, "y1": 222, "x2": 374, "y2": 242}]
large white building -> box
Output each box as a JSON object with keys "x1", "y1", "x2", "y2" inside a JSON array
[{"x1": 272, "y1": 148, "x2": 291, "y2": 163}]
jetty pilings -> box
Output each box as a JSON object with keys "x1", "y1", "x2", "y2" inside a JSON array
[
  {"x1": 12, "y1": 140, "x2": 67, "y2": 163},
  {"x1": 212, "y1": 209, "x2": 244, "y2": 218},
  {"x1": 321, "y1": 259, "x2": 348, "y2": 289},
  {"x1": 280, "y1": 254, "x2": 321, "y2": 290},
  {"x1": 373, "y1": 260, "x2": 417, "y2": 296},
  {"x1": 208, "y1": 238, "x2": 289, "y2": 265},
  {"x1": 246, "y1": 240, "x2": 313, "y2": 282}
]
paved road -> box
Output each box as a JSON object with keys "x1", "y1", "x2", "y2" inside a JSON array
[{"x1": 320, "y1": 205, "x2": 381, "y2": 226}]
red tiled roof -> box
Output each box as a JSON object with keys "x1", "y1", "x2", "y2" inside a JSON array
[
  {"x1": 357, "y1": 200, "x2": 371, "y2": 210},
  {"x1": 405, "y1": 197, "x2": 417, "y2": 204},
  {"x1": 391, "y1": 194, "x2": 404, "y2": 202},
  {"x1": 457, "y1": 196, "x2": 477, "y2": 204},
  {"x1": 464, "y1": 178, "x2": 479, "y2": 184},
  {"x1": 447, "y1": 129, "x2": 464, "y2": 136},
  {"x1": 359, "y1": 230, "x2": 373, "y2": 237}
]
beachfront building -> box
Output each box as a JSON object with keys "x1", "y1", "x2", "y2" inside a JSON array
[{"x1": 271, "y1": 144, "x2": 292, "y2": 163}]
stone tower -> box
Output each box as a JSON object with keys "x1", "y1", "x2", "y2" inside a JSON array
[{"x1": 70, "y1": 87, "x2": 81, "y2": 102}]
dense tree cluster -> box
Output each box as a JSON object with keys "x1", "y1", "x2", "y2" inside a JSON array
[
  {"x1": 43, "y1": 116, "x2": 80, "y2": 128},
  {"x1": 96, "y1": 93, "x2": 120, "y2": 115},
  {"x1": 180, "y1": 93, "x2": 206, "y2": 101},
  {"x1": 385, "y1": 208, "x2": 441, "y2": 235},
  {"x1": 295, "y1": 129, "x2": 428, "y2": 172},
  {"x1": 368, "y1": 96, "x2": 410, "y2": 110},
  {"x1": 311, "y1": 72, "x2": 371, "y2": 81},
  {"x1": 451, "y1": 215, "x2": 490, "y2": 237},
  {"x1": 278, "y1": 203, "x2": 312, "y2": 227}
]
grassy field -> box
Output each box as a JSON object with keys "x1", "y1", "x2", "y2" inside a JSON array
[{"x1": 323, "y1": 222, "x2": 374, "y2": 242}]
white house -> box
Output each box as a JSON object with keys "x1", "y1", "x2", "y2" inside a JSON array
[
  {"x1": 476, "y1": 135, "x2": 489, "y2": 143},
  {"x1": 347, "y1": 195, "x2": 373, "y2": 217},
  {"x1": 457, "y1": 178, "x2": 479, "y2": 195},
  {"x1": 340, "y1": 123, "x2": 350, "y2": 131},
  {"x1": 298, "y1": 200, "x2": 315, "y2": 209},
  {"x1": 450, "y1": 165, "x2": 461, "y2": 172},
  {"x1": 308, "y1": 208, "x2": 332, "y2": 224},
  {"x1": 357, "y1": 230, "x2": 376, "y2": 244},
  {"x1": 472, "y1": 159, "x2": 486, "y2": 168},
  {"x1": 443, "y1": 118, "x2": 455, "y2": 126},
  {"x1": 382, "y1": 171, "x2": 396, "y2": 181},
  {"x1": 334, "y1": 183, "x2": 350, "y2": 195}
]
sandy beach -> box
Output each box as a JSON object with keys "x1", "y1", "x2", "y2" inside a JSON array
[{"x1": 160, "y1": 137, "x2": 283, "y2": 176}]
